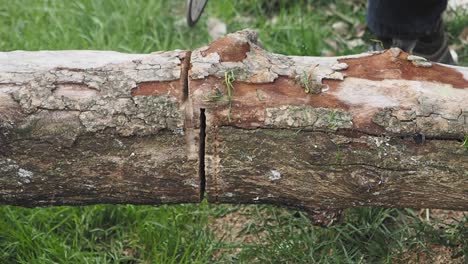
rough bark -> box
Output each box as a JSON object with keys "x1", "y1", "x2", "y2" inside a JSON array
[
  {"x1": 1, "y1": 30, "x2": 467, "y2": 224},
  {"x1": 0, "y1": 50, "x2": 200, "y2": 206},
  {"x1": 188, "y1": 30, "x2": 468, "y2": 224}
]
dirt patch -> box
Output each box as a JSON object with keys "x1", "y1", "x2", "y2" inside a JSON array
[
  {"x1": 209, "y1": 206, "x2": 270, "y2": 260},
  {"x1": 417, "y1": 209, "x2": 467, "y2": 225},
  {"x1": 394, "y1": 244, "x2": 465, "y2": 264},
  {"x1": 210, "y1": 207, "x2": 266, "y2": 244},
  {"x1": 393, "y1": 209, "x2": 467, "y2": 264}
]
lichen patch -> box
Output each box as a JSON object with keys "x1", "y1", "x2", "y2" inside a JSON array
[
  {"x1": 268, "y1": 170, "x2": 282, "y2": 181},
  {"x1": 18, "y1": 168, "x2": 33, "y2": 183},
  {"x1": 331, "y1": 77, "x2": 467, "y2": 136},
  {"x1": 265, "y1": 105, "x2": 353, "y2": 130}
]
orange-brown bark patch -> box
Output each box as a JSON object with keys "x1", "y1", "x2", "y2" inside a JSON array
[
  {"x1": 190, "y1": 76, "x2": 352, "y2": 127},
  {"x1": 201, "y1": 36, "x2": 250, "y2": 62},
  {"x1": 340, "y1": 50, "x2": 468, "y2": 89},
  {"x1": 232, "y1": 76, "x2": 350, "y2": 110},
  {"x1": 131, "y1": 80, "x2": 182, "y2": 100}
]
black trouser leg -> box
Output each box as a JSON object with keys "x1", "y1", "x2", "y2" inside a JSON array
[{"x1": 367, "y1": 0, "x2": 447, "y2": 39}]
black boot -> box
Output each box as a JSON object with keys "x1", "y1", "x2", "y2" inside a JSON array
[
  {"x1": 370, "y1": 20, "x2": 455, "y2": 65},
  {"x1": 412, "y1": 20, "x2": 455, "y2": 64}
]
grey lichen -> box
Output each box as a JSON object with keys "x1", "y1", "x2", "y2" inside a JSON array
[
  {"x1": 296, "y1": 70, "x2": 323, "y2": 94},
  {"x1": 372, "y1": 106, "x2": 466, "y2": 137},
  {"x1": 265, "y1": 105, "x2": 353, "y2": 130},
  {"x1": 79, "y1": 95, "x2": 183, "y2": 136},
  {"x1": 331, "y1": 62, "x2": 349, "y2": 71},
  {"x1": 268, "y1": 169, "x2": 282, "y2": 181},
  {"x1": 17, "y1": 168, "x2": 33, "y2": 183},
  {"x1": 407, "y1": 55, "x2": 432, "y2": 68},
  {"x1": 0, "y1": 158, "x2": 33, "y2": 185},
  {"x1": 16, "y1": 110, "x2": 82, "y2": 146},
  {"x1": 190, "y1": 30, "x2": 346, "y2": 86},
  {"x1": 3, "y1": 51, "x2": 186, "y2": 141},
  {"x1": 0, "y1": 158, "x2": 19, "y2": 174}
]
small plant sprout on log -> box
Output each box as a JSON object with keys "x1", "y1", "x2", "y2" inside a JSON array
[{"x1": 224, "y1": 70, "x2": 235, "y2": 121}]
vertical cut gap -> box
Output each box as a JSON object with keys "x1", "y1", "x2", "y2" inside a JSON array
[
  {"x1": 199, "y1": 108, "x2": 206, "y2": 200},
  {"x1": 181, "y1": 50, "x2": 191, "y2": 101}
]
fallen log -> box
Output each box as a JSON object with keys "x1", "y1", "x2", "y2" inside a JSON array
[
  {"x1": 0, "y1": 50, "x2": 200, "y2": 206},
  {"x1": 1, "y1": 30, "x2": 467, "y2": 224}
]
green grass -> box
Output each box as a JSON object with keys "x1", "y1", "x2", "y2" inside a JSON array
[
  {"x1": 224, "y1": 70, "x2": 235, "y2": 121},
  {"x1": 0, "y1": 0, "x2": 467, "y2": 263},
  {"x1": 0, "y1": 203, "x2": 219, "y2": 263}
]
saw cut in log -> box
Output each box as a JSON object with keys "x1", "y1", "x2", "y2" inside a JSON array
[
  {"x1": 0, "y1": 30, "x2": 467, "y2": 225},
  {"x1": 188, "y1": 30, "x2": 468, "y2": 225}
]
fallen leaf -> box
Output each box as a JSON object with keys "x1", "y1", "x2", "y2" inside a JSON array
[
  {"x1": 332, "y1": 21, "x2": 349, "y2": 36},
  {"x1": 346, "y1": 38, "x2": 365, "y2": 49}
]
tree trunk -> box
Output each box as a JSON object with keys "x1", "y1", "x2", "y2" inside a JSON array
[{"x1": 1, "y1": 30, "x2": 467, "y2": 224}]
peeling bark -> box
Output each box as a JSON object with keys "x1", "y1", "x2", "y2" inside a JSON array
[
  {"x1": 0, "y1": 30, "x2": 467, "y2": 224},
  {"x1": 189, "y1": 30, "x2": 468, "y2": 225},
  {"x1": 0, "y1": 50, "x2": 200, "y2": 206}
]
